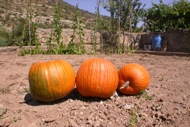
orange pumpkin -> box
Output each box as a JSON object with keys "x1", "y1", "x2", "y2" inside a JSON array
[
  {"x1": 28, "y1": 60, "x2": 75, "y2": 102},
  {"x1": 118, "y1": 63, "x2": 150, "y2": 95},
  {"x1": 76, "y1": 58, "x2": 118, "y2": 98}
]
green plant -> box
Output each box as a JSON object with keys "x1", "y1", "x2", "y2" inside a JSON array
[
  {"x1": 45, "y1": 2, "x2": 68, "y2": 55},
  {"x1": 89, "y1": 0, "x2": 111, "y2": 54},
  {"x1": 125, "y1": 45, "x2": 135, "y2": 54},
  {"x1": 53, "y1": 2, "x2": 63, "y2": 46},
  {"x1": 136, "y1": 90, "x2": 154, "y2": 100},
  {"x1": 24, "y1": 88, "x2": 30, "y2": 94},
  {"x1": 145, "y1": 0, "x2": 190, "y2": 31},
  {"x1": 67, "y1": 4, "x2": 86, "y2": 54},
  {"x1": 0, "y1": 87, "x2": 10, "y2": 94},
  {"x1": 128, "y1": 110, "x2": 138, "y2": 127},
  {"x1": 75, "y1": 58, "x2": 118, "y2": 98},
  {"x1": 13, "y1": 114, "x2": 21, "y2": 122},
  {"x1": 28, "y1": 60, "x2": 75, "y2": 102},
  {"x1": 0, "y1": 28, "x2": 10, "y2": 47},
  {"x1": 0, "y1": 108, "x2": 8, "y2": 117},
  {"x1": 90, "y1": 28, "x2": 97, "y2": 54},
  {"x1": 116, "y1": 43, "x2": 125, "y2": 54}
]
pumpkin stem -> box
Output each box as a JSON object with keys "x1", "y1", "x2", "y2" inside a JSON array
[{"x1": 120, "y1": 81, "x2": 130, "y2": 89}]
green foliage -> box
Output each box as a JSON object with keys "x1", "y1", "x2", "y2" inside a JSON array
[
  {"x1": 0, "y1": 87, "x2": 10, "y2": 94},
  {"x1": 90, "y1": 0, "x2": 110, "y2": 54},
  {"x1": 20, "y1": 46, "x2": 44, "y2": 56},
  {"x1": 0, "y1": 108, "x2": 8, "y2": 117},
  {"x1": 128, "y1": 110, "x2": 138, "y2": 127},
  {"x1": 67, "y1": 4, "x2": 86, "y2": 54},
  {"x1": 103, "y1": 0, "x2": 145, "y2": 32},
  {"x1": 53, "y1": 2, "x2": 63, "y2": 46},
  {"x1": 44, "y1": 2, "x2": 67, "y2": 55},
  {"x1": 145, "y1": 0, "x2": 190, "y2": 32},
  {"x1": 136, "y1": 90, "x2": 154, "y2": 100},
  {"x1": 0, "y1": 28, "x2": 10, "y2": 47}
]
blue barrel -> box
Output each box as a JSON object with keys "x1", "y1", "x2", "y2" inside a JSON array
[{"x1": 151, "y1": 35, "x2": 162, "y2": 51}]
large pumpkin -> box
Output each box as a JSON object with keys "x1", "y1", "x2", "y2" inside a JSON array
[
  {"x1": 28, "y1": 60, "x2": 75, "y2": 102},
  {"x1": 75, "y1": 58, "x2": 118, "y2": 98},
  {"x1": 118, "y1": 63, "x2": 150, "y2": 95}
]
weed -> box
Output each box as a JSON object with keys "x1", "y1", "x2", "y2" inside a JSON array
[
  {"x1": 128, "y1": 110, "x2": 138, "y2": 127},
  {"x1": 0, "y1": 108, "x2": 8, "y2": 117},
  {"x1": 126, "y1": 46, "x2": 135, "y2": 54},
  {"x1": 0, "y1": 87, "x2": 10, "y2": 94},
  {"x1": 136, "y1": 90, "x2": 154, "y2": 100},
  {"x1": 24, "y1": 88, "x2": 30, "y2": 94},
  {"x1": 67, "y1": 4, "x2": 86, "y2": 54},
  {"x1": 53, "y1": 2, "x2": 63, "y2": 46},
  {"x1": 13, "y1": 114, "x2": 21, "y2": 122}
]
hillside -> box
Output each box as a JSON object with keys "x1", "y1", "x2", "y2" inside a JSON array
[{"x1": 0, "y1": 0, "x2": 102, "y2": 30}]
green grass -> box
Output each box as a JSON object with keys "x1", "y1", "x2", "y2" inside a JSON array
[
  {"x1": 128, "y1": 110, "x2": 138, "y2": 127},
  {"x1": 136, "y1": 90, "x2": 154, "y2": 100}
]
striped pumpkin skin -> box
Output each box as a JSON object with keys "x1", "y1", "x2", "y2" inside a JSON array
[
  {"x1": 28, "y1": 60, "x2": 75, "y2": 102},
  {"x1": 76, "y1": 58, "x2": 118, "y2": 98},
  {"x1": 118, "y1": 63, "x2": 150, "y2": 95}
]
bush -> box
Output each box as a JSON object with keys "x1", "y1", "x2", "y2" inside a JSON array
[{"x1": 0, "y1": 29, "x2": 10, "y2": 47}]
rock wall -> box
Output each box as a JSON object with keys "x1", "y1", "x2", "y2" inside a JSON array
[
  {"x1": 162, "y1": 29, "x2": 190, "y2": 52},
  {"x1": 37, "y1": 28, "x2": 190, "y2": 53},
  {"x1": 140, "y1": 29, "x2": 190, "y2": 52}
]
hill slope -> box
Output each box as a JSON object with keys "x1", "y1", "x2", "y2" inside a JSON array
[{"x1": 0, "y1": 0, "x2": 101, "y2": 30}]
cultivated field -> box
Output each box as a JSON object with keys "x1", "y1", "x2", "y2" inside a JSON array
[{"x1": 0, "y1": 50, "x2": 190, "y2": 127}]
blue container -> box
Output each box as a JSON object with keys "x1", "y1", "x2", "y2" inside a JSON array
[{"x1": 151, "y1": 35, "x2": 162, "y2": 51}]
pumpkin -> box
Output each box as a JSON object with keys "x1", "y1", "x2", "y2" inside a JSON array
[
  {"x1": 75, "y1": 58, "x2": 118, "y2": 98},
  {"x1": 28, "y1": 60, "x2": 75, "y2": 102},
  {"x1": 117, "y1": 63, "x2": 150, "y2": 95}
]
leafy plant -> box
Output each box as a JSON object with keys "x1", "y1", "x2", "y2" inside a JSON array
[
  {"x1": 145, "y1": 0, "x2": 190, "y2": 32},
  {"x1": 128, "y1": 110, "x2": 138, "y2": 127},
  {"x1": 136, "y1": 90, "x2": 154, "y2": 100},
  {"x1": 67, "y1": 4, "x2": 86, "y2": 54},
  {"x1": 0, "y1": 87, "x2": 10, "y2": 94},
  {"x1": 13, "y1": 114, "x2": 21, "y2": 122},
  {"x1": 53, "y1": 2, "x2": 63, "y2": 46},
  {"x1": 0, "y1": 28, "x2": 10, "y2": 47},
  {"x1": 0, "y1": 108, "x2": 8, "y2": 117},
  {"x1": 45, "y1": 2, "x2": 67, "y2": 55},
  {"x1": 24, "y1": 88, "x2": 30, "y2": 94}
]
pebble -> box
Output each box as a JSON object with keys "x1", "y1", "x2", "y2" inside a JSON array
[{"x1": 123, "y1": 103, "x2": 134, "y2": 110}]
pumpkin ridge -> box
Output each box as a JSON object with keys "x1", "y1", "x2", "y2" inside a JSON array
[
  {"x1": 55, "y1": 61, "x2": 65, "y2": 97},
  {"x1": 45, "y1": 62, "x2": 55, "y2": 101}
]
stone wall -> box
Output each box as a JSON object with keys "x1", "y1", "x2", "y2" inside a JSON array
[
  {"x1": 162, "y1": 29, "x2": 190, "y2": 52},
  {"x1": 37, "y1": 28, "x2": 190, "y2": 53},
  {"x1": 140, "y1": 29, "x2": 190, "y2": 52}
]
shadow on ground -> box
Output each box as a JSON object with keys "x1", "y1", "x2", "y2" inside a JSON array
[{"x1": 24, "y1": 88, "x2": 110, "y2": 106}]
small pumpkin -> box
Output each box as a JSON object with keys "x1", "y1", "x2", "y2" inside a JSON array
[
  {"x1": 117, "y1": 63, "x2": 150, "y2": 95},
  {"x1": 76, "y1": 58, "x2": 118, "y2": 98},
  {"x1": 28, "y1": 60, "x2": 75, "y2": 102}
]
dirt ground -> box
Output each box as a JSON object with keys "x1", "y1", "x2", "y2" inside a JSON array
[{"x1": 0, "y1": 50, "x2": 190, "y2": 127}]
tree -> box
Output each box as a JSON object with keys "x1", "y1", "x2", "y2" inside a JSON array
[
  {"x1": 103, "y1": 0, "x2": 145, "y2": 32},
  {"x1": 102, "y1": 0, "x2": 145, "y2": 53},
  {"x1": 145, "y1": 0, "x2": 190, "y2": 32}
]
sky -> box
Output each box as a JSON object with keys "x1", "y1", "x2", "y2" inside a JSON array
[{"x1": 63, "y1": 0, "x2": 179, "y2": 16}]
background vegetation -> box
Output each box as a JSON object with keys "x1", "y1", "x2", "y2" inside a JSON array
[{"x1": 0, "y1": 0, "x2": 189, "y2": 54}]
